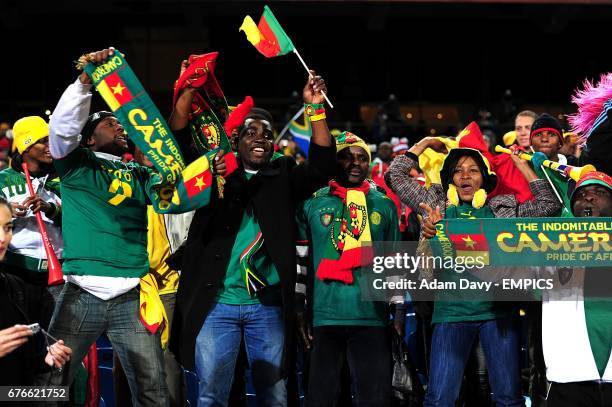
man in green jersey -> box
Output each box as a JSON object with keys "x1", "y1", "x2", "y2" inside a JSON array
[
  {"x1": 47, "y1": 47, "x2": 168, "y2": 406},
  {"x1": 296, "y1": 131, "x2": 404, "y2": 406}
]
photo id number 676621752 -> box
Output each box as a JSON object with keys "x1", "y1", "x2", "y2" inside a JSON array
[{"x1": 0, "y1": 387, "x2": 69, "y2": 401}]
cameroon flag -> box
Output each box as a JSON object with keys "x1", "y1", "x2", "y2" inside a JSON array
[
  {"x1": 97, "y1": 72, "x2": 134, "y2": 112},
  {"x1": 239, "y1": 5, "x2": 295, "y2": 58},
  {"x1": 183, "y1": 159, "x2": 213, "y2": 199},
  {"x1": 449, "y1": 233, "x2": 490, "y2": 265},
  {"x1": 150, "y1": 151, "x2": 217, "y2": 214}
]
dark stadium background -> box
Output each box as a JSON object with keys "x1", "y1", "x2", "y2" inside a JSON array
[{"x1": 2, "y1": 0, "x2": 612, "y2": 142}]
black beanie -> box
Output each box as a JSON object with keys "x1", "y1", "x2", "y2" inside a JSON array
[
  {"x1": 81, "y1": 111, "x2": 116, "y2": 143},
  {"x1": 530, "y1": 113, "x2": 564, "y2": 145}
]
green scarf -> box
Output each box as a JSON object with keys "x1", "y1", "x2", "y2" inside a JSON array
[{"x1": 84, "y1": 50, "x2": 185, "y2": 184}]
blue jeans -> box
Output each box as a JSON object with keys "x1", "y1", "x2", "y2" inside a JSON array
[
  {"x1": 47, "y1": 283, "x2": 168, "y2": 406},
  {"x1": 195, "y1": 302, "x2": 286, "y2": 407},
  {"x1": 425, "y1": 318, "x2": 523, "y2": 407}
]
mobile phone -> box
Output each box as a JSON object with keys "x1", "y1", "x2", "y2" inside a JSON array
[{"x1": 27, "y1": 323, "x2": 40, "y2": 334}]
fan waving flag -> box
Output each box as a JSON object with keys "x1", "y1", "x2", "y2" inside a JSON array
[
  {"x1": 240, "y1": 5, "x2": 295, "y2": 58},
  {"x1": 84, "y1": 50, "x2": 185, "y2": 184}
]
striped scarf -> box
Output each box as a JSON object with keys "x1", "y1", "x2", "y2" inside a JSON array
[{"x1": 316, "y1": 180, "x2": 373, "y2": 284}]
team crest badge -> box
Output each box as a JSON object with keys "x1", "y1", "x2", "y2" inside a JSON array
[
  {"x1": 370, "y1": 211, "x2": 381, "y2": 225},
  {"x1": 201, "y1": 123, "x2": 220, "y2": 147},
  {"x1": 320, "y1": 213, "x2": 333, "y2": 227},
  {"x1": 347, "y1": 203, "x2": 368, "y2": 238}
]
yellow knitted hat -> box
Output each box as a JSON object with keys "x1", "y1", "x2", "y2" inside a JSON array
[
  {"x1": 13, "y1": 116, "x2": 49, "y2": 154},
  {"x1": 335, "y1": 131, "x2": 371, "y2": 162}
]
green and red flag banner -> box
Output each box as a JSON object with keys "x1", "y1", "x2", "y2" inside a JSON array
[
  {"x1": 430, "y1": 217, "x2": 612, "y2": 267},
  {"x1": 172, "y1": 52, "x2": 238, "y2": 178},
  {"x1": 84, "y1": 51, "x2": 186, "y2": 184},
  {"x1": 449, "y1": 233, "x2": 490, "y2": 265},
  {"x1": 97, "y1": 71, "x2": 134, "y2": 110},
  {"x1": 149, "y1": 150, "x2": 218, "y2": 214},
  {"x1": 240, "y1": 5, "x2": 295, "y2": 58}
]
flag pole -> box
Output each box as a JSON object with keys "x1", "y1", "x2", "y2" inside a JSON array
[
  {"x1": 276, "y1": 106, "x2": 306, "y2": 143},
  {"x1": 293, "y1": 49, "x2": 334, "y2": 109}
]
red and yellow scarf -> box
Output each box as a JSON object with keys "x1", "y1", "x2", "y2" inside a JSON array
[{"x1": 316, "y1": 180, "x2": 373, "y2": 284}]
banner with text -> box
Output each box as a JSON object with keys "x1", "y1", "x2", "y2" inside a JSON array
[{"x1": 84, "y1": 51, "x2": 186, "y2": 183}]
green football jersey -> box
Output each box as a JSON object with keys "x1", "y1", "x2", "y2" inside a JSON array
[
  {"x1": 54, "y1": 147, "x2": 160, "y2": 278},
  {"x1": 297, "y1": 185, "x2": 400, "y2": 327},
  {"x1": 0, "y1": 167, "x2": 61, "y2": 199},
  {"x1": 0, "y1": 167, "x2": 62, "y2": 273}
]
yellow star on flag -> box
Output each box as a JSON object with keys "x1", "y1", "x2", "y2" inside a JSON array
[
  {"x1": 462, "y1": 235, "x2": 476, "y2": 249},
  {"x1": 194, "y1": 176, "x2": 206, "y2": 191},
  {"x1": 111, "y1": 82, "x2": 126, "y2": 96}
]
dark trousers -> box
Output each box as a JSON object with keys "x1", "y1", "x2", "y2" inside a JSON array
[
  {"x1": 306, "y1": 325, "x2": 391, "y2": 407},
  {"x1": 48, "y1": 283, "x2": 168, "y2": 406},
  {"x1": 113, "y1": 292, "x2": 185, "y2": 407},
  {"x1": 548, "y1": 381, "x2": 612, "y2": 407},
  {"x1": 462, "y1": 339, "x2": 491, "y2": 406}
]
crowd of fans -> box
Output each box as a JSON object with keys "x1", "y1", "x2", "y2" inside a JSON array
[{"x1": 0, "y1": 45, "x2": 611, "y2": 407}]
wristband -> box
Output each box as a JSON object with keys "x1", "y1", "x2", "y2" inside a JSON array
[
  {"x1": 304, "y1": 103, "x2": 325, "y2": 116},
  {"x1": 309, "y1": 113, "x2": 326, "y2": 122}
]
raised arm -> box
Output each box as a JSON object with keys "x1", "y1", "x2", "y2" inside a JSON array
[
  {"x1": 49, "y1": 48, "x2": 119, "y2": 159},
  {"x1": 304, "y1": 71, "x2": 332, "y2": 148},
  {"x1": 509, "y1": 151, "x2": 563, "y2": 217},
  {"x1": 385, "y1": 137, "x2": 449, "y2": 216},
  {"x1": 48, "y1": 77, "x2": 92, "y2": 159},
  {"x1": 167, "y1": 60, "x2": 200, "y2": 165},
  {"x1": 290, "y1": 72, "x2": 336, "y2": 200}
]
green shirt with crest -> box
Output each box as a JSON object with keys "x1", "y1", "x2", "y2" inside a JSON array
[
  {"x1": 54, "y1": 147, "x2": 160, "y2": 278},
  {"x1": 297, "y1": 184, "x2": 400, "y2": 327}
]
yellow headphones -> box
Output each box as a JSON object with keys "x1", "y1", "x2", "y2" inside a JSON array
[{"x1": 447, "y1": 184, "x2": 488, "y2": 209}]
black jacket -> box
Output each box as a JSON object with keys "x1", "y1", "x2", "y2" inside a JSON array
[
  {"x1": 170, "y1": 142, "x2": 336, "y2": 371},
  {"x1": 0, "y1": 272, "x2": 54, "y2": 385}
]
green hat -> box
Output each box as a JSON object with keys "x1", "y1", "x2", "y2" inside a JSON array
[{"x1": 569, "y1": 171, "x2": 612, "y2": 204}]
